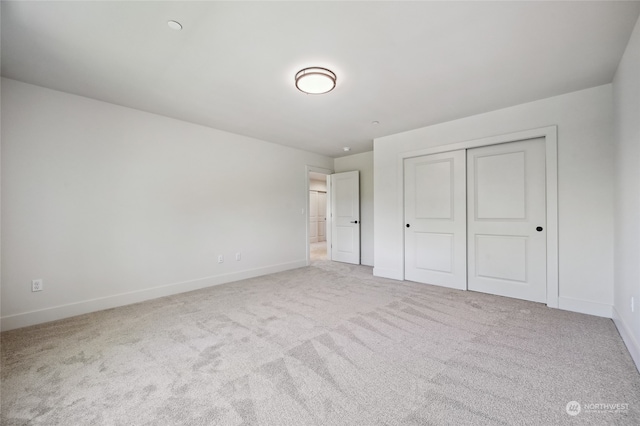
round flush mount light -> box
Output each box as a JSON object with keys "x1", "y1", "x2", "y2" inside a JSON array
[
  {"x1": 167, "y1": 20, "x2": 182, "y2": 30},
  {"x1": 295, "y1": 67, "x2": 336, "y2": 95}
]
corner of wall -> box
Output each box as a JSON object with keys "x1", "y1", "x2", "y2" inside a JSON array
[
  {"x1": 613, "y1": 307, "x2": 640, "y2": 372},
  {"x1": 612, "y1": 13, "x2": 640, "y2": 372}
]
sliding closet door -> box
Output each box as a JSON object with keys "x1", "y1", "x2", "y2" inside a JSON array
[
  {"x1": 467, "y1": 138, "x2": 547, "y2": 303},
  {"x1": 404, "y1": 151, "x2": 466, "y2": 290}
]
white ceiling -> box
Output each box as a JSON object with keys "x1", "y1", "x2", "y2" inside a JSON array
[{"x1": 2, "y1": 1, "x2": 639, "y2": 158}]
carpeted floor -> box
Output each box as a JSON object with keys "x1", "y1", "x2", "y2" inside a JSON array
[{"x1": 2, "y1": 259, "x2": 639, "y2": 425}]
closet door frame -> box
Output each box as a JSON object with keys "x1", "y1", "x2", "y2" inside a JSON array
[{"x1": 396, "y1": 126, "x2": 558, "y2": 308}]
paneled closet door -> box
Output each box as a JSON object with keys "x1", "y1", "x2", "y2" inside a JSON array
[
  {"x1": 467, "y1": 138, "x2": 547, "y2": 303},
  {"x1": 404, "y1": 150, "x2": 467, "y2": 290}
]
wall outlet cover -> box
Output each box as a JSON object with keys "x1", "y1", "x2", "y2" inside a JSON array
[{"x1": 32, "y1": 279, "x2": 43, "y2": 292}]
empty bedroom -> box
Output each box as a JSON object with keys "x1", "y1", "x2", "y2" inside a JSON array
[{"x1": 2, "y1": 1, "x2": 640, "y2": 425}]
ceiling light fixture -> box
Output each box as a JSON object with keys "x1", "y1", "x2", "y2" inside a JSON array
[
  {"x1": 167, "y1": 20, "x2": 182, "y2": 30},
  {"x1": 295, "y1": 67, "x2": 336, "y2": 95},
  {"x1": 343, "y1": 147, "x2": 351, "y2": 152}
]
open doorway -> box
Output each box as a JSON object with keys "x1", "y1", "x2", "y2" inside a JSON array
[
  {"x1": 309, "y1": 171, "x2": 329, "y2": 262},
  {"x1": 306, "y1": 167, "x2": 361, "y2": 265}
]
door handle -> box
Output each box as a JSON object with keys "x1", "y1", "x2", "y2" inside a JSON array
[
  {"x1": 536, "y1": 226, "x2": 543, "y2": 232},
  {"x1": 350, "y1": 220, "x2": 359, "y2": 224}
]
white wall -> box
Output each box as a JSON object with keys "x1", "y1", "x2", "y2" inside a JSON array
[
  {"x1": 613, "y1": 16, "x2": 640, "y2": 367},
  {"x1": 374, "y1": 84, "x2": 614, "y2": 318},
  {"x1": 0, "y1": 78, "x2": 333, "y2": 330},
  {"x1": 334, "y1": 151, "x2": 374, "y2": 266}
]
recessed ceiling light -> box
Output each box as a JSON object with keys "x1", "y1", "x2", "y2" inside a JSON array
[
  {"x1": 343, "y1": 147, "x2": 351, "y2": 152},
  {"x1": 295, "y1": 67, "x2": 337, "y2": 95},
  {"x1": 167, "y1": 20, "x2": 182, "y2": 31}
]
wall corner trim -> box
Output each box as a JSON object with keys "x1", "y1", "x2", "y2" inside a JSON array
[
  {"x1": 557, "y1": 296, "x2": 613, "y2": 318},
  {"x1": 612, "y1": 306, "x2": 640, "y2": 372}
]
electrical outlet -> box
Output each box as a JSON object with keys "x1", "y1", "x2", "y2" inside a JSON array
[
  {"x1": 235, "y1": 252, "x2": 241, "y2": 261},
  {"x1": 32, "y1": 279, "x2": 43, "y2": 292},
  {"x1": 218, "y1": 255, "x2": 224, "y2": 264}
]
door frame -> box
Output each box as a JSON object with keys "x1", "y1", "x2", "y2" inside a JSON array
[
  {"x1": 306, "y1": 165, "x2": 333, "y2": 266},
  {"x1": 397, "y1": 126, "x2": 558, "y2": 308}
]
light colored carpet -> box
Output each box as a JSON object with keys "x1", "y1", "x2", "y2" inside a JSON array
[{"x1": 2, "y1": 259, "x2": 639, "y2": 425}]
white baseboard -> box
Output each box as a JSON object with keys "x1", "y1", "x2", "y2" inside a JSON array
[
  {"x1": 373, "y1": 267, "x2": 403, "y2": 281},
  {"x1": 557, "y1": 296, "x2": 613, "y2": 318},
  {"x1": 0, "y1": 260, "x2": 307, "y2": 332},
  {"x1": 612, "y1": 306, "x2": 640, "y2": 372}
]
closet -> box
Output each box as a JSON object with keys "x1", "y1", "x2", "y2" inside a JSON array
[{"x1": 404, "y1": 138, "x2": 547, "y2": 303}]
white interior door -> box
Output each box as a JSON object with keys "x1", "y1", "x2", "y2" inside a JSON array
[
  {"x1": 404, "y1": 151, "x2": 467, "y2": 289},
  {"x1": 331, "y1": 171, "x2": 360, "y2": 264},
  {"x1": 309, "y1": 190, "x2": 318, "y2": 243},
  {"x1": 467, "y1": 138, "x2": 546, "y2": 303},
  {"x1": 318, "y1": 192, "x2": 327, "y2": 242}
]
